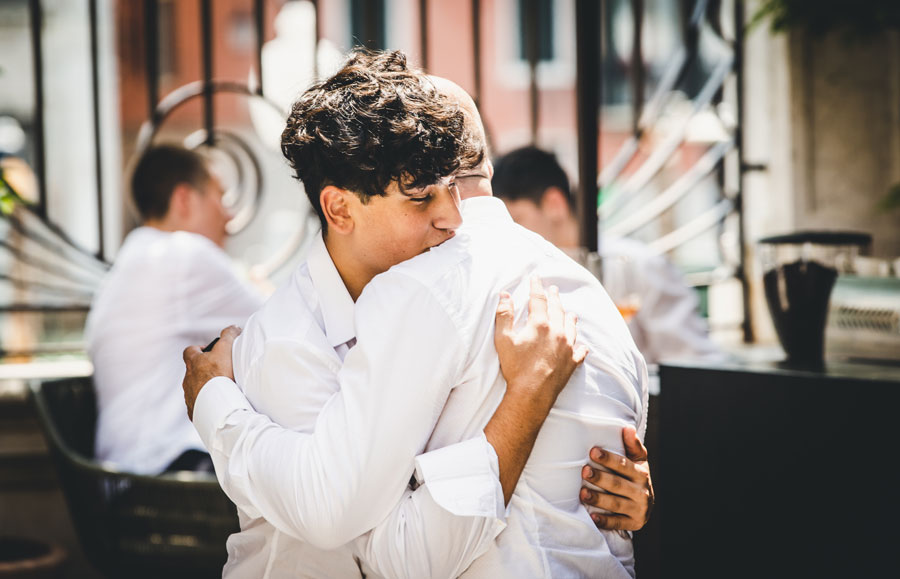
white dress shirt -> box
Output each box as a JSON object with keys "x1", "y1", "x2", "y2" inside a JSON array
[
  {"x1": 600, "y1": 236, "x2": 721, "y2": 365},
  {"x1": 195, "y1": 234, "x2": 507, "y2": 578},
  {"x1": 85, "y1": 227, "x2": 262, "y2": 474},
  {"x1": 194, "y1": 197, "x2": 648, "y2": 578}
]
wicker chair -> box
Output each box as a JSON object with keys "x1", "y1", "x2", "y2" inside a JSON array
[{"x1": 29, "y1": 376, "x2": 239, "y2": 578}]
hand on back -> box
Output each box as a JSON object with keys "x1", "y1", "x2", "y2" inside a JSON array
[{"x1": 493, "y1": 275, "x2": 588, "y2": 410}]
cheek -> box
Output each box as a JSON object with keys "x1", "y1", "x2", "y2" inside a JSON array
[
  {"x1": 361, "y1": 206, "x2": 435, "y2": 266},
  {"x1": 386, "y1": 221, "x2": 431, "y2": 260},
  {"x1": 407, "y1": 215, "x2": 439, "y2": 244}
]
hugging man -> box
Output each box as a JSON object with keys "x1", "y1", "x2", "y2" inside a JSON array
[{"x1": 184, "y1": 50, "x2": 651, "y2": 578}]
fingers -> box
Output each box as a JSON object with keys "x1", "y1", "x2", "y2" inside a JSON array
[
  {"x1": 589, "y1": 447, "x2": 640, "y2": 482},
  {"x1": 494, "y1": 292, "x2": 515, "y2": 348},
  {"x1": 590, "y1": 513, "x2": 637, "y2": 532},
  {"x1": 218, "y1": 325, "x2": 242, "y2": 348},
  {"x1": 579, "y1": 487, "x2": 636, "y2": 520},
  {"x1": 495, "y1": 291, "x2": 514, "y2": 331},
  {"x1": 527, "y1": 275, "x2": 549, "y2": 324},
  {"x1": 183, "y1": 345, "x2": 202, "y2": 365},
  {"x1": 573, "y1": 344, "x2": 589, "y2": 365},
  {"x1": 546, "y1": 284, "x2": 564, "y2": 329},
  {"x1": 582, "y1": 465, "x2": 635, "y2": 498},
  {"x1": 580, "y1": 483, "x2": 645, "y2": 532},
  {"x1": 565, "y1": 310, "x2": 589, "y2": 365},
  {"x1": 584, "y1": 448, "x2": 654, "y2": 528},
  {"x1": 622, "y1": 426, "x2": 648, "y2": 462},
  {"x1": 564, "y1": 310, "x2": 578, "y2": 345}
]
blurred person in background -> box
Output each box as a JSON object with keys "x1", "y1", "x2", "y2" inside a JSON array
[
  {"x1": 85, "y1": 144, "x2": 263, "y2": 474},
  {"x1": 492, "y1": 146, "x2": 720, "y2": 365}
]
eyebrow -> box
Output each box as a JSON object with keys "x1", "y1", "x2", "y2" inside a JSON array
[
  {"x1": 400, "y1": 176, "x2": 456, "y2": 197},
  {"x1": 399, "y1": 186, "x2": 430, "y2": 198}
]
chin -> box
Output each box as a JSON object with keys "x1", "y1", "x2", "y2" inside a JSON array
[{"x1": 428, "y1": 232, "x2": 456, "y2": 251}]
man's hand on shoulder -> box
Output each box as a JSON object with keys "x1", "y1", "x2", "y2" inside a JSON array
[
  {"x1": 494, "y1": 276, "x2": 589, "y2": 410},
  {"x1": 580, "y1": 426, "x2": 654, "y2": 532},
  {"x1": 182, "y1": 325, "x2": 242, "y2": 420}
]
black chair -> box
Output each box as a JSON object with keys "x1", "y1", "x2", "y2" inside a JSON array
[{"x1": 29, "y1": 376, "x2": 239, "y2": 579}]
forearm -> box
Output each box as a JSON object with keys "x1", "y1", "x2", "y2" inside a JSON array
[
  {"x1": 354, "y1": 436, "x2": 506, "y2": 579},
  {"x1": 194, "y1": 377, "x2": 387, "y2": 549},
  {"x1": 195, "y1": 284, "x2": 469, "y2": 549},
  {"x1": 489, "y1": 279, "x2": 586, "y2": 504},
  {"x1": 483, "y1": 382, "x2": 555, "y2": 504},
  {"x1": 205, "y1": 384, "x2": 506, "y2": 570}
]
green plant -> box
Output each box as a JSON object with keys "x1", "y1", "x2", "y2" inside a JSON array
[
  {"x1": 0, "y1": 169, "x2": 25, "y2": 215},
  {"x1": 751, "y1": 0, "x2": 900, "y2": 37},
  {"x1": 877, "y1": 182, "x2": 900, "y2": 212}
]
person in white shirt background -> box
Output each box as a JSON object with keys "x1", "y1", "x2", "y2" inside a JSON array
[
  {"x1": 492, "y1": 145, "x2": 722, "y2": 367},
  {"x1": 182, "y1": 50, "x2": 653, "y2": 578},
  {"x1": 85, "y1": 145, "x2": 263, "y2": 474}
]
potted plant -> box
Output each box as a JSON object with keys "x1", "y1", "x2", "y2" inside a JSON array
[{"x1": 751, "y1": 0, "x2": 900, "y2": 37}]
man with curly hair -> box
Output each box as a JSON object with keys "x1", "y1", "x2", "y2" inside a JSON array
[{"x1": 184, "y1": 50, "x2": 650, "y2": 578}]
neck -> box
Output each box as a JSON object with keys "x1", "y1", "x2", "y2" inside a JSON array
[
  {"x1": 323, "y1": 235, "x2": 372, "y2": 302},
  {"x1": 143, "y1": 218, "x2": 180, "y2": 234},
  {"x1": 552, "y1": 214, "x2": 580, "y2": 250}
]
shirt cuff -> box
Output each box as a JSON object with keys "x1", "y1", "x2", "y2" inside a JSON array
[
  {"x1": 414, "y1": 433, "x2": 506, "y2": 521},
  {"x1": 192, "y1": 376, "x2": 253, "y2": 453}
]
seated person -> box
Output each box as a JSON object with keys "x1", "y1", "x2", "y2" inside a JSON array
[
  {"x1": 492, "y1": 146, "x2": 721, "y2": 365},
  {"x1": 85, "y1": 145, "x2": 263, "y2": 474}
]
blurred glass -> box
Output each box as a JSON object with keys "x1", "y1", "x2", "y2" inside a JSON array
[
  {"x1": 759, "y1": 231, "x2": 871, "y2": 366},
  {"x1": 602, "y1": 254, "x2": 642, "y2": 322}
]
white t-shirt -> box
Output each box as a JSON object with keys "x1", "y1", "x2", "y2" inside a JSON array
[{"x1": 85, "y1": 227, "x2": 262, "y2": 474}]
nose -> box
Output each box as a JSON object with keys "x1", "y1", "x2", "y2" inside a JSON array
[{"x1": 433, "y1": 183, "x2": 463, "y2": 232}]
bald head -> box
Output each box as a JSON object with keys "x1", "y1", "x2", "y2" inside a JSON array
[
  {"x1": 428, "y1": 75, "x2": 493, "y2": 198},
  {"x1": 428, "y1": 75, "x2": 487, "y2": 157}
]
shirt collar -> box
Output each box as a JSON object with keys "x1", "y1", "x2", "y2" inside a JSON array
[
  {"x1": 306, "y1": 234, "x2": 356, "y2": 348},
  {"x1": 460, "y1": 195, "x2": 514, "y2": 227}
]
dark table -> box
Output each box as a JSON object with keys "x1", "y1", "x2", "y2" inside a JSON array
[{"x1": 657, "y1": 355, "x2": 900, "y2": 578}]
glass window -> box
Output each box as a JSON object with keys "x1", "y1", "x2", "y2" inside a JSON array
[
  {"x1": 350, "y1": 0, "x2": 386, "y2": 50},
  {"x1": 518, "y1": 0, "x2": 554, "y2": 62}
]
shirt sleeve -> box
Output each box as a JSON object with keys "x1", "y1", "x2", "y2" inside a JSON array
[
  {"x1": 632, "y1": 253, "x2": 721, "y2": 364},
  {"x1": 191, "y1": 272, "x2": 507, "y2": 570},
  {"x1": 352, "y1": 433, "x2": 506, "y2": 579}
]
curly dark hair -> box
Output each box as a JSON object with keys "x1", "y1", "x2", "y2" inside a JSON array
[{"x1": 281, "y1": 49, "x2": 483, "y2": 232}]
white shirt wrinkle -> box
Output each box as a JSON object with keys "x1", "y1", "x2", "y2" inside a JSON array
[
  {"x1": 196, "y1": 199, "x2": 647, "y2": 578},
  {"x1": 86, "y1": 227, "x2": 262, "y2": 474},
  {"x1": 194, "y1": 234, "x2": 506, "y2": 579}
]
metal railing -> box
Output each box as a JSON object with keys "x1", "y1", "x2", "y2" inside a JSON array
[{"x1": 2, "y1": 0, "x2": 751, "y2": 340}]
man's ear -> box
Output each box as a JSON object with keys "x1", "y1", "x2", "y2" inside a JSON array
[
  {"x1": 484, "y1": 158, "x2": 495, "y2": 181},
  {"x1": 540, "y1": 187, "x2": 571, "y2": 223},
  {"x1": 168, "y1": 183, "x2": 194, "y2": 219},
  {"x1": 320, "y1": 186, "x2": 354, "y2": 234}
]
